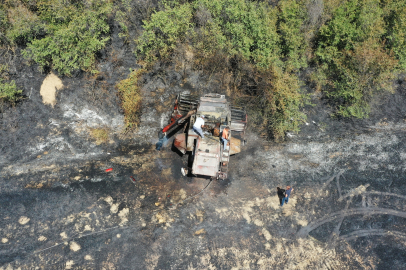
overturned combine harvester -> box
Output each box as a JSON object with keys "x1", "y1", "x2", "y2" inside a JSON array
[{"x1": 156, "y1": 93, "x2": 247, "y2": 180}]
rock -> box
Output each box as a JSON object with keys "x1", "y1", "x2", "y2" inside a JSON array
[
  {"x1": 194, "y1": 228, "x2": 206, "y2": 235},
  {"x1": 18, "y1": 216, "x2": 30, "y2": 225}
]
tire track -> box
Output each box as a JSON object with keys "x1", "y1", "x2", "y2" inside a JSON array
[
  {"x1": 327, "y1": 197, "x2": 353, "y2": 244},
  {"x1": 296, "y1": 207, "x2": 406, "y2": 238},
  {"x1": 340, "y1": 229, "x2": 406, "y2": 242},
  {"x1": 340, "y1": 191, "x2": 406, "y2": 201}
]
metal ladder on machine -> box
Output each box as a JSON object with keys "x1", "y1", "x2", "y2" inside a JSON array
[{"x1": 219, "y1": 144, "x2": 230, "y2": 179}]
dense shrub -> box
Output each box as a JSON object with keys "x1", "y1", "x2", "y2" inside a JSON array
[
  {"x1": 115, "y1": 0, "x2": 157, "y2": 43},
  {"x1": 0, "y1": 64, "x2": 22, "y2": 106},
  {"x1": 22, "y1": 0, "x2": 112, "y2": 75},
  {"x1": 1, "y1": 0, "x2": 405, "y2": 139},
  {"x1": 136, "y1": 2, "x2": 194, "y2": 63},
  {"x1": 1, "y1": 1, "x2": 112, "y2": 75},
  {"x1": 136, "y1": 0, "x2": 307, "y2": 139},
  {"x1": 5, "y1": 3, "x2": 44, "y2": 45},
  {"x1": 277, "y1": 0, "x2": 308, "y2": 70},
  {"x1": 264, "y1": 66, "x2": 307, "y2": 140},
  {"x1": 315, "y1": 0, "x2": 398, "y2": 118},
  {"x1": 382, "y1": 0, "x2": 406, "y2": 70}
]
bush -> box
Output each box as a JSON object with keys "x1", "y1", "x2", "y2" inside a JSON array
[
  {"x1": 115, "y1": 0, "x2": 156, "y2": 42},
  {"x1": 136, "y1": 0, "x2": 308, "y2": 140},
  {"x1": 0, "y1": 80, "x2": 23, "y2": 105},
  {"x1": 382, "y1": 0, "x2": 406, "y2": 70},
  {"x1": 237, "y1": 65, "x2": 307, "y2": 141},
  {"x1": 264, "y1": 66, "x2": 307, "y2": 140},
  {"x1": 315, "y1": 0, "x2": 397, "y2": 118},
  {"x1": 195, "y1": 0, "x2": 281, "y2": 68},
  {"x1": 326, "y1": 39, "x2": 398, "y2": 118},
  {"x1": 21, "y1": 0, "x2": 112, "y2": 76},
  {"x1": 116, "y1": 69, "x2": 145, "y2": 128},
  {"x1": 136, "y1": 2, "x2": 193, "y2": 63},
  {"x1": 5, "y1": 3, "x2": 44, "y2": 45},
  {"x1": 277, "y1": 0, "x2": 309, "y2": 70}
]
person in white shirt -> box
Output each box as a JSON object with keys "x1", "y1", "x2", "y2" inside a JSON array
[{"x1": 193, "y1": 115, "x2": 205, "y2": 138}]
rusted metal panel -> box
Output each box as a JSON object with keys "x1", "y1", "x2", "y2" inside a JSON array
[
  {"x1": 192, "y1": 137, "x2": 220, "y2": 177},
  {"x1": 174, "y1": 133, "x2": 187, "y2": 154},
  {"x1": 229, "y1": 137, "x2": 241, "y2": 155}
]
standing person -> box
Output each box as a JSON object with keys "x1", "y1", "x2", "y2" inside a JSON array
[
  {"x1": 193, "y1": 115, "x2": 205, "y2": 138},
  {"x1": 281, "y1": 186, "x2": 294, "y2": 206},
  {"x1": 277, "y1": 187, "x2": 285, "y2": 206},
  {"x1": 221, "y1": 126, "x2": 230, "y2": 151}
]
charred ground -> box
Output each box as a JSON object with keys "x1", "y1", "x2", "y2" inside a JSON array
[{"x1": 1, "y1": 20, "x2": 406, "y2": 270}]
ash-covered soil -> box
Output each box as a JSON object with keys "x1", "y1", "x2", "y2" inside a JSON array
[{"x1": 1, "y1": 38, "x2": 406, "y2": 269}]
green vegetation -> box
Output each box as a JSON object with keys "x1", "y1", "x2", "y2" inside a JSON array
[
  {"x1": 0, "y1": 80, "x2": 23, "y2": 105},
  {"x1": 116, "y1": 69, "x2": 145, "y2": 128},
  {"x1": 136, "y1": 2, "x2": 193, "y2": 63},
  {"x1": 315, "y1": 0, "x2": 398, "y2": 118},
  {"x1": 4, "y1": 3, "x2": 43, "y2": 45},
  {"x1": 23, "y1": 0, "x2": 112, "y2": 75},
  {"x1": 263, "y1": 66, "x2": 307, "y2": 141},
  {"x1": 0, "y1": 64, "x2": 22, "y2": 106},
  {"x1": 136, "y1": 0, "x2": 306, "y2": 140},
  {"x1": 1, "y1": 0, "x2": 112, "y2": 76},
  {"x1": 134, "y1": 0, "x2": 406, "y2": 139},
  {"x1": 1, "y1": 0, "x2": 406, "y2": 140},
  {"x1": 383, "y1": 0, "x2": 406, "y2": 69},
  {"x1": 277, "y1": 0, "x2": 308, "y2": 70}
]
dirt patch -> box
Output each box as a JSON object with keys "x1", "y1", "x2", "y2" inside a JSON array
[
  {"x1": 18, "y1": 216, "x2": 30, "y2": 225},
  {"x1": 40, "y1": 72, "x2": 63, "y2": 107},
  {"x1": 70, "y1": 241, "x2": 81, "y2": 252}
]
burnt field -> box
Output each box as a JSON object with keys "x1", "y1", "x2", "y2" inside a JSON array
[{"x1": 1, "y1": 44, "x2": 406, "y2": 269}]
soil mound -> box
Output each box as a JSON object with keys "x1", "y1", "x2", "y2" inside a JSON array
[{"x1": 40, "y1": 72, "x2": 63, "y2": 107}]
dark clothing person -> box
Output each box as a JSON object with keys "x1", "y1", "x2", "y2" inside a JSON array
[
  {"x1": 277, "y1": 187, "x2": 285, "y2": 206},
  {"x1": 281, "y1": 186, "x2": 293, "y2": 206}
]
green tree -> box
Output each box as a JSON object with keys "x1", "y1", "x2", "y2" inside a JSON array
[
  {"x1": 136, "y1": 2, "x2": 194, "y2": 63},
  {"x1": 277, "y1": 0, "x2": 309, "y2": 70},
  {"x1": 315, "y1": 0, "x2": 396, "y2": 118},
  {"x1": 383, "y1": 0, "x2": 406, "y2": 70}
]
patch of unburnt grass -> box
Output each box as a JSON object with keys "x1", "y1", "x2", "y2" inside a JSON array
[{"x1": 89, "y1": 127, "x2": 110, "y2": 145}]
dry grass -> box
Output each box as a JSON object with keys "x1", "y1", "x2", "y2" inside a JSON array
[
  {"x1": 89, "y1": 127, "x2": 110, "y2": 144},
  {"x1": 116, "y1": 69, "x2": 145, "y2": 129}
]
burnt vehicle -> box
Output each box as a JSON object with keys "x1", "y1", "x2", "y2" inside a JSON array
[{"x1": 156, "y1": 93, "x2": 247, "y2": 180}]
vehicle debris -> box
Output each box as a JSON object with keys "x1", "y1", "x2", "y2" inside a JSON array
[{"x1": 157, "y1": 93, "x2": 247, "y2": 180}]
